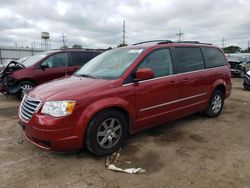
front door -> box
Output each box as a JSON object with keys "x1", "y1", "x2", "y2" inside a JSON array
[
  {"x1": 135, "y1": 48, "x2": 181, "y2": 130},
  {"x1": 34, "y1": 52, "x2": 69, "y2": 84}
]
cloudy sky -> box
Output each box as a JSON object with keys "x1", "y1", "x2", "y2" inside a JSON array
[{"x1": 0, "y1": 0, "x2": 250, "y2": 49}]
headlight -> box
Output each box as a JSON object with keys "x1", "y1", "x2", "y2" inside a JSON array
[{"x1": 41, "y1": 100, "x2": 76, "y2": 117}]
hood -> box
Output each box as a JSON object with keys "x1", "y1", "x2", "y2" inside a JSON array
[
  {"x1": 228, "y1": 60, "x2": 243, "y2": 64},
  {"x1": 27, "y1": 76, "x2": 113, "y2": 101},
  {"x1": 1, "y1": 61, "x2": 25, "y2": 75}
]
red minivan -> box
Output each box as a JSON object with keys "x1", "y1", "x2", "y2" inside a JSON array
[
  {"x1": 0, "y1": 49, "x2": 101, "y2": 99},
  {"x1": 18, "y1": 41, "x2": 231, "y2": 155}
]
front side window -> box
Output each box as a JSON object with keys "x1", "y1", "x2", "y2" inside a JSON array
[
  {"x1": 42, "y1": 53, "x2": 68, "y2": 68},
  {"x1": 75, "y1": 48, "x2": 144, "y2": 79},
  {"x1": 204, "y1": 47, "x2": 227, "y2": 68},
  {"x1": 138, "y1": 48, "x2": 173, "y2": 77},
  {"x1": 175, "y1": 47, "x2": 204, "y2": 73}
]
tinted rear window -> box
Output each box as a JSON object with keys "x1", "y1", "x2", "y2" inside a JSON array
[
  {"x1": 71, "y1": 52, "x2": 95, "y2": 66},
  {"x1": 203, "y1": 47, "x2": 227, "y2": 68},
  {"x1": 175, "y1": 47, "x2": 204, "y2": 73}
]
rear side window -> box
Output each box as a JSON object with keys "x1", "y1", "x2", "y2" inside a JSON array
[
  {"x1": 204, "y1": 47, "x2": 227, "y2": 68},
  {"x1": 138, "y1": 48, "x2": 173, "y2": 78},
  {"x1": 71, "y1": 52, "x2": 95, "y2": 66},
  {"x1": 175, "y1": 47, "x2": 204, "y2": 73}
]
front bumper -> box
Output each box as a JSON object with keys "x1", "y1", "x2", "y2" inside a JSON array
[
  {"x1": 231, "y1": 68, "x2": 241, "y2": 74},
  {"x1": 0, "y1": 74, "x2": 21, "y2": 94},
  {"x1": 19, "y1": 114, "x2": 84, "y2": 152}
]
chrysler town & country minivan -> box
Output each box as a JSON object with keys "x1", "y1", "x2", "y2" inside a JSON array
[{"x1": 18, "y1": 40, "x2": 231, "y2": 155}]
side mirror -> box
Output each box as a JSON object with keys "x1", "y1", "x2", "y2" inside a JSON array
[
  {"x1": 40, "y1": 62, "x2": 49, "y2": 70},
  {"x1": 135, "y1": 68, "x2": 154, "y2": 81}
]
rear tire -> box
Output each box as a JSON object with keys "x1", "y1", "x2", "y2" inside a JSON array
[
  {"x1": 205, "y1": 90, "x2": 224, "y2": 117},
  {"x1": 85, "y1": 110, "x2": 128, "y2": 156}
]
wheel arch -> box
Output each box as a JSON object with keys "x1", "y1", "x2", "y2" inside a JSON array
[
  {"x1": 214, "y1": 84, "x2": 226, "y2": 97},
  {"x1": 17, "y1": 78, "x2": 38, "y2": 86},
  {"x1": 77, "y1": 97, "x2": 136, "y2": 144},
  {"x1": 209, "y1": 79, "x2": 227, "y2": 99},
  {"x1": 86, "y1": 105, "x2": 134, "y2": 135}
]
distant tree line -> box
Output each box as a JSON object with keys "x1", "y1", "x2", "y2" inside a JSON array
[
  {"x1": 64, "y1": 43, "x2": 250, "y2": 53},
  {"x1": 223, "y1": 46, "x2": 250, "y2": 53}
]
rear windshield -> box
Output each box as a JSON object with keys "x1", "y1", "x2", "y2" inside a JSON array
[{"x1": 204, "y1": 47, "x2": 227, "y2": 68}]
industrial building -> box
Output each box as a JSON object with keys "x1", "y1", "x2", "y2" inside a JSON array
[
  {"x1": 0, "y1": 46, "x2": 45, "y2": 65},
  {"x1": 0, "y1": 32, "x2": 51, "y2": 65}
]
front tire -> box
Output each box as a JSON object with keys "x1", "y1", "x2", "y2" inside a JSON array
[
  {"x1": 85, "y1": 110, "x2": 128, "y2": 156},
  {"x1": 17, "y1": 81, "x2": 35, "y2": 100},
  {"x1": 244, "y1": 85, "x2": 250, "y2": 90},
  {"x1": 243, "y1": 81, "x2": 250, "y2": 90},
  {"x1": 205, "y1": 90, "x2": 224, "y2": 117}
]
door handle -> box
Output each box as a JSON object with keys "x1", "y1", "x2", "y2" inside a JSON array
[
  {"x1": 169, "y1": 80, "x2": 177, "y2": 84},
  {"x1": 181, "y1": 78, "x2": 189, "y2": 83}
]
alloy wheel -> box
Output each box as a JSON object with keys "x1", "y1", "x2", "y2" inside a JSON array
[
  {"x1": 96, "y1": 118, "x2": 122, "y2": 149},
  {"x1": 211, "y1": 95, "x2": 222, "y2": 114},
  {"x1": 20, "y1": 84, "x2": 33, "y2": 98}
]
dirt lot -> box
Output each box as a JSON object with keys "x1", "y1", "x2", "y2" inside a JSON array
[{"x1": 0, "y1": 78, "x2": 250, "y2": 188}]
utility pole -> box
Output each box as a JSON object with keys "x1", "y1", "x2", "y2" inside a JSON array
[
  {"x1": 61, "y1": 33, "x2": 67, "y2": 48},
  {"x1": 222, "y1": 37, "x2": 225, "y2": 48},
  {"x1": 122, "y1": 20, "x2": 126, "y2": 45},
  {"x1": 176, "y1": 29, "x2": 184, "y2": 42},
  {"x1": 31, "y1": 42, "x2": 34, "y2": 55},
  {"x1": 248, "y1": 40, "x2": 250, "y2": 49}
]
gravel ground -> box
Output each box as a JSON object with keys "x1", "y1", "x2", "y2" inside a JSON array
[{"x1": 0, "y1": 78, "x2": 250, "y2": 188}]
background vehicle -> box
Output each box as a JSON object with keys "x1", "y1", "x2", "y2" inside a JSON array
[
  {"x1": 227, "y1": 56, "x2": 250, "y2": 77},
  {"x1": 241, "y1": 60, "x2": 250, "y2": 73},
  {"x1": 0, "y1": 49, "x2": 101, "y2": 99},
  {"x1": 18, "y1": 40, "x2": 231, "y2": 155},
  {"x1": 228, "y1": 60, "x2": 245, "y2": 77},
  {"x1": 0, "y1": 56, "x2": 30, "y2": 71},
  {"x1": 243, "y1": 71, "x2": 250, "y2": 90}
]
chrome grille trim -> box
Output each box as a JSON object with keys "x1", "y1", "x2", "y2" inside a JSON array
[
  {"x1": 23, "y1": 101, "x2": 37, "y2": 111},
  {"x1": 19, "y1": 95, "x2": 41, "y2": 121}
]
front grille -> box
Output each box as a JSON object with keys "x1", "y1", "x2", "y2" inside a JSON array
[{"x1": 20, "y1": 95, "x2": 41, "y2": 121}]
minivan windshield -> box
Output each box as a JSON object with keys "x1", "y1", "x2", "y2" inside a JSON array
[
  {"x1": 22, "y1": 51, "x2": 51, "y2": 67},
  {"x1": 75, "y1": 48, "x2": 144, "y2": 79}
]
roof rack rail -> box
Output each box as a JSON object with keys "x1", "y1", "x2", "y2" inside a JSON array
[
  {"x1": 177, "y1": 41, "x2": 212, "y2": 45},
  {"x1": 133, "y1": 40, "x2": 173, "y2": 46}
]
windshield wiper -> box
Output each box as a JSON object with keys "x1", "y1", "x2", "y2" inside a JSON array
[{"x1": 76, "y1": 74, "x2": 98, "y2": 79}]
